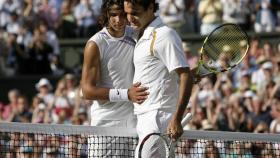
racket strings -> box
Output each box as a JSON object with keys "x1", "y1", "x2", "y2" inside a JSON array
[
  {"x1": 140, "y1": 135, "x2": 170, "y2": 158},
  {"x1": 202, "y1": 24, "x2": 248, "y2": 71}
]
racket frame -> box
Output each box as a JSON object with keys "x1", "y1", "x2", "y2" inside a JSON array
[
  {"x1": 138, "y1": 113, "x2": 192, "y2": 158},
  {"x1": 138, "y1": 133, "x2": 172, "y2": 158},
  {"x1": 196, "y1": 23, "x2": 250, "y2": 77}
]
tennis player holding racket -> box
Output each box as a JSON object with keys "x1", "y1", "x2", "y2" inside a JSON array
[{"x1": 124, "y1": 0, "x2": 194, "y2": 157}]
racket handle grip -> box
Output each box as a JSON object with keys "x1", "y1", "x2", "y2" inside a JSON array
[{"x1": 181, "y1": 113, "x2": 192, "y2": 127}]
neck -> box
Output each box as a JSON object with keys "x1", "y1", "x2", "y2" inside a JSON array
[
  {"x1": 138, "y1": 15, "x2": 156, "y2": 39},
  {"x1": 107, "y1": 27, "x2": 125, "y2": 38}
]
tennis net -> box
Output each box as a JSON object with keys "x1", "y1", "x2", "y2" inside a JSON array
[{"x1": 0, "y1": 122, "x2": 280, "y2": 158}]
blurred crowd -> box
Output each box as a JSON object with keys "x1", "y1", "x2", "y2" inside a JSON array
[
  {"x1": 0, "y1": 0, "x2": 280, "y2": 157},
  {"x1": 160, "y1": 0, "x2": 280, "y2": 35},
  {"x1": 0, "y1": 37, "x2": 280, "y2": 136},
  {"x1": 1, "y1": 0, "x2": 280, "y2": 76},
  {"x1": 183, "y1": 37, "x2": 280, "y2": 135},
  {"x1": 0, "y1": 0, "x2": 101, "y2": 76},
  {"x1": 0, "y1": 73, "x2": 91, "y2": 126}
]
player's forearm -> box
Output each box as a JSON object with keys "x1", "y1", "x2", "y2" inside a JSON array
[
  {"x1": 82, "y1": 84, "x2": 129, "y2": 102},
  {"x1": 81, "y1": 84, "x2": 110, "y2": 100},
  {"x1": 174, "y1": 68, "x2": 194, "y2": 121}
]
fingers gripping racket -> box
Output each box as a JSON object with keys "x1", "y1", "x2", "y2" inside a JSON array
[
  {"x1": 195, "y1": 23, "x2": 249, "y2": 81},
  {"x1": 138, "y1": 113, "x2": 193, "y2": 158}
]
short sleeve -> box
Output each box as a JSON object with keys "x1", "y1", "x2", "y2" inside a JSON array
[{"x1": 154, "y1": 29, "x2": 189, "y2": 73}]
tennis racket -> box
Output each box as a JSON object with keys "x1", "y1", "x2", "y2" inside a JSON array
[
  {"x1": 194, "y1": 23, "x2": 249, "y2": 82},
  {"x1": 138, "y1": 113, "x2": 193, "y2": 158}
]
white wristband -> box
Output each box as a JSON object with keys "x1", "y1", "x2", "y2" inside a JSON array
[{"x1": 109, "y1": 89, "x2": 129, "y2": 102}]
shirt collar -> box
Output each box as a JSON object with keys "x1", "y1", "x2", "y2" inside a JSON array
[{"x1": 141, "y1": 16, "x2": 162, "y2": 40}]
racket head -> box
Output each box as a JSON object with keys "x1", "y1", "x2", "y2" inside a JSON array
[
  {"x1": 138, "y1": 133, "x2": 174, "y2": 158},
  {"x1": 197, "y1": 23, "x2": 249, "y2": 77}
]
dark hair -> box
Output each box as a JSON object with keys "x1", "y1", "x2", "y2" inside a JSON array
[
  {"x1": 124, "y1": 0, "x2": 159, "y2": 12},
  {"x1": 99, "y1": 0, "x2": 124, "y2": 27}
]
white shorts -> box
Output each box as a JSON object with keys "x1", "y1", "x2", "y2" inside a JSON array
[
  {"x1": 90, "y1": 112, "x2": 136, "y2": 128},
  {"x1": 88, "y1": 113, "x2": 136, "y2": 157},
  {"x1": 135, "y1": 110, "x2": 174, "y2": 158}
]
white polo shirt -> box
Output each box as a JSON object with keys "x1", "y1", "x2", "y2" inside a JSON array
[{"x1": 133, "y1": 17, "x2": 188, "y2": 114}]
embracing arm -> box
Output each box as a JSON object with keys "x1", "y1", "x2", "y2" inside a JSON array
[
  {"x1": 81, "y1": 41, "x2": 149, "y2": 103},
  {"x1": 81, "y1": 41, "x2": 109, "y2": 100}
]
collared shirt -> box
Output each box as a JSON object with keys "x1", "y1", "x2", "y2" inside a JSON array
[{"x1": 133, "y1": 17, "x2": 188, "y2": 114}]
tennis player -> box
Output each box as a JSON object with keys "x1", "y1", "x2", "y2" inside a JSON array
[
  {"x1": 124, "y1": 0, "x2": 194, "y2": 157},
  {"x1": 80, "y1": 0, "x2": 148, "y2": 157}
]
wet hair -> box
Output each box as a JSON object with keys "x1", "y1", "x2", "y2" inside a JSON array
[
  {"x1": 124, "y1": 0, "x2": 159, "y2": 12},
  {"x1": 99, "y1": 0, "x2": 124, "y2": 27}
]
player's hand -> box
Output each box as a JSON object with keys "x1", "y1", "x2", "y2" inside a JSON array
[
  {"x1": 128, "y1": 82, "x2": 149, "y2": 104},
  {"x1": 167, "y1": 118, "x2": 183, "y2": 142},
  {"x1": 190, "y1": 67, "x2": 201, "y2": 84}
]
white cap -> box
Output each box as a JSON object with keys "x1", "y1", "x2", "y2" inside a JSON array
[
  {"x1": 38, "y1": 103, "x2": 46, "y2": 110},
  {"x1": 241, "y1": 71, "x2": 250, "y2": 77},
  {"x1": 244, "y1": 90, "x2": 255, "y2": 98},
  {"x1": 201, "y1": 119, "x2": 213, "y2": 130},
  {"x1": 262, "y1": 62, "x2": 273, "y2": 70},
  {"x1": 35, "y1": 78, "x2": 53, "y2": 90}
]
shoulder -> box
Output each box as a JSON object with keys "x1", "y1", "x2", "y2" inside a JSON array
[
  {"x1": 155, "y1": 25, "x2": 182, "y2": 43},
  {"x1": 88, "y1": 29, "x2": 110, "y2": 43}
]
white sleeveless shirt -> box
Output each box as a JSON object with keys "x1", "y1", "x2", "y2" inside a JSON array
[{"x1": 88, "y1": 26, "x2": 136, "y2": 126}]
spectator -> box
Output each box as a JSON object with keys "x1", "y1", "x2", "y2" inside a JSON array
[
  {"x1": 246, "y1": 95, "x2": 272, "y2": 127},
  {"x1": 6, "y1": 11, "x2": 20, "y2": 35},
  {"x1": 221, "y1": 0, "x2": 251, "y2": 30},
  {"x1": 31, "y1": 97, "x2": 47, "y2": 123},
  {"x1": 37, "y1": 0, "x2": 58, "y2": 30},
  {"x1": 7, "y1": 95, "x2": 32, "y2": 123},
  {"x1": 230, "y1": 142, "x2": 253, "y2": 158},
  {"x1": 0, "y1": 27, "x2": 9, "y2": 76},
  {"x1": 28, "y1": 27, "x2": 53, "y2": 74},
  {"x1": 182, "y1": 42, "x2": 198, "y2": 69},
  {"x1": 37, "y1": 21, "x2": 60, "y2": 56},
  {"x1": 254, "y1": 0, "x2": 277, "y2": 32},
  {"x1": 204, "y1": 141, "x2": 220, "y2": 158},
  {"x1": 22, "y1": 0, "x2": 38, "y2": 28},
  {"x1": 251, "y1": 61, "x2": 273, "y2": 95},
  {"x1": 198, "y1": 0, "x2": 223, "y2": 35},
  {"x1": 74, "y1": 0, "x2": 98, "y2": 37},
  {"x1": 183, "y1": 0, "x2": 198, "y2": 33},
  {"x1": 159, "y1": 0, "x2": 186, "y2": 34},
  {"x1": 1, "y1": 89, "x2": 20, "y2": 121},
  {"x1": 35, "y1": 78, "x2": 54, "y2": 106},
  {"x1": 269, "y1": 97, "x2": 280, "y2": 133},
  {"x1": 50, "y1": 54, "x2": 65, "y2": 76},
  {"x1": 0, "y1": 0, "x2": 22, "y2": 29},
  {"x1": 64, "y1": 73, "x2": 78, "y2": 105},
  {"x1": 56, "y1": 1, "x2": 77, "y2": 38},
  {"x1": 226, "y1": 94, "x2": 248, "y2": 132},
  {"x1": 16, "y1": 24, "x2": 33, "y2": 52},
  {"x1": 48, "y1": 78, "x2": 72, "y2": 124}
]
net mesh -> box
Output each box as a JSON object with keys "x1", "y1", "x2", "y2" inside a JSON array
[
  {"x1": 201, "y1": 24, "x2": 249, "y2": 72},
  {"x1": 1, "y1": 122, "x2": 280, "y2": 158}
]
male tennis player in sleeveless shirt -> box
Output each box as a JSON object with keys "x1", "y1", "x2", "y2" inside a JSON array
[
  {"x1": 81, "y1": 0, "x2": 148, "y2": 157},
  {"x1": 124, "y1": 0, "x2": 194, "y2": 157}
]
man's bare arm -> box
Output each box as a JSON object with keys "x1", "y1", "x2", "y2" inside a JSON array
[
  {"x1": 81, "y1": 41, "x2": 109, "y2": 100},
  {"x1": 167, "y1": 67, "x2": 194, "y2": 140},
  {"x1": 81, "y1": 41, "x2": 149, "y2": 103}
]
